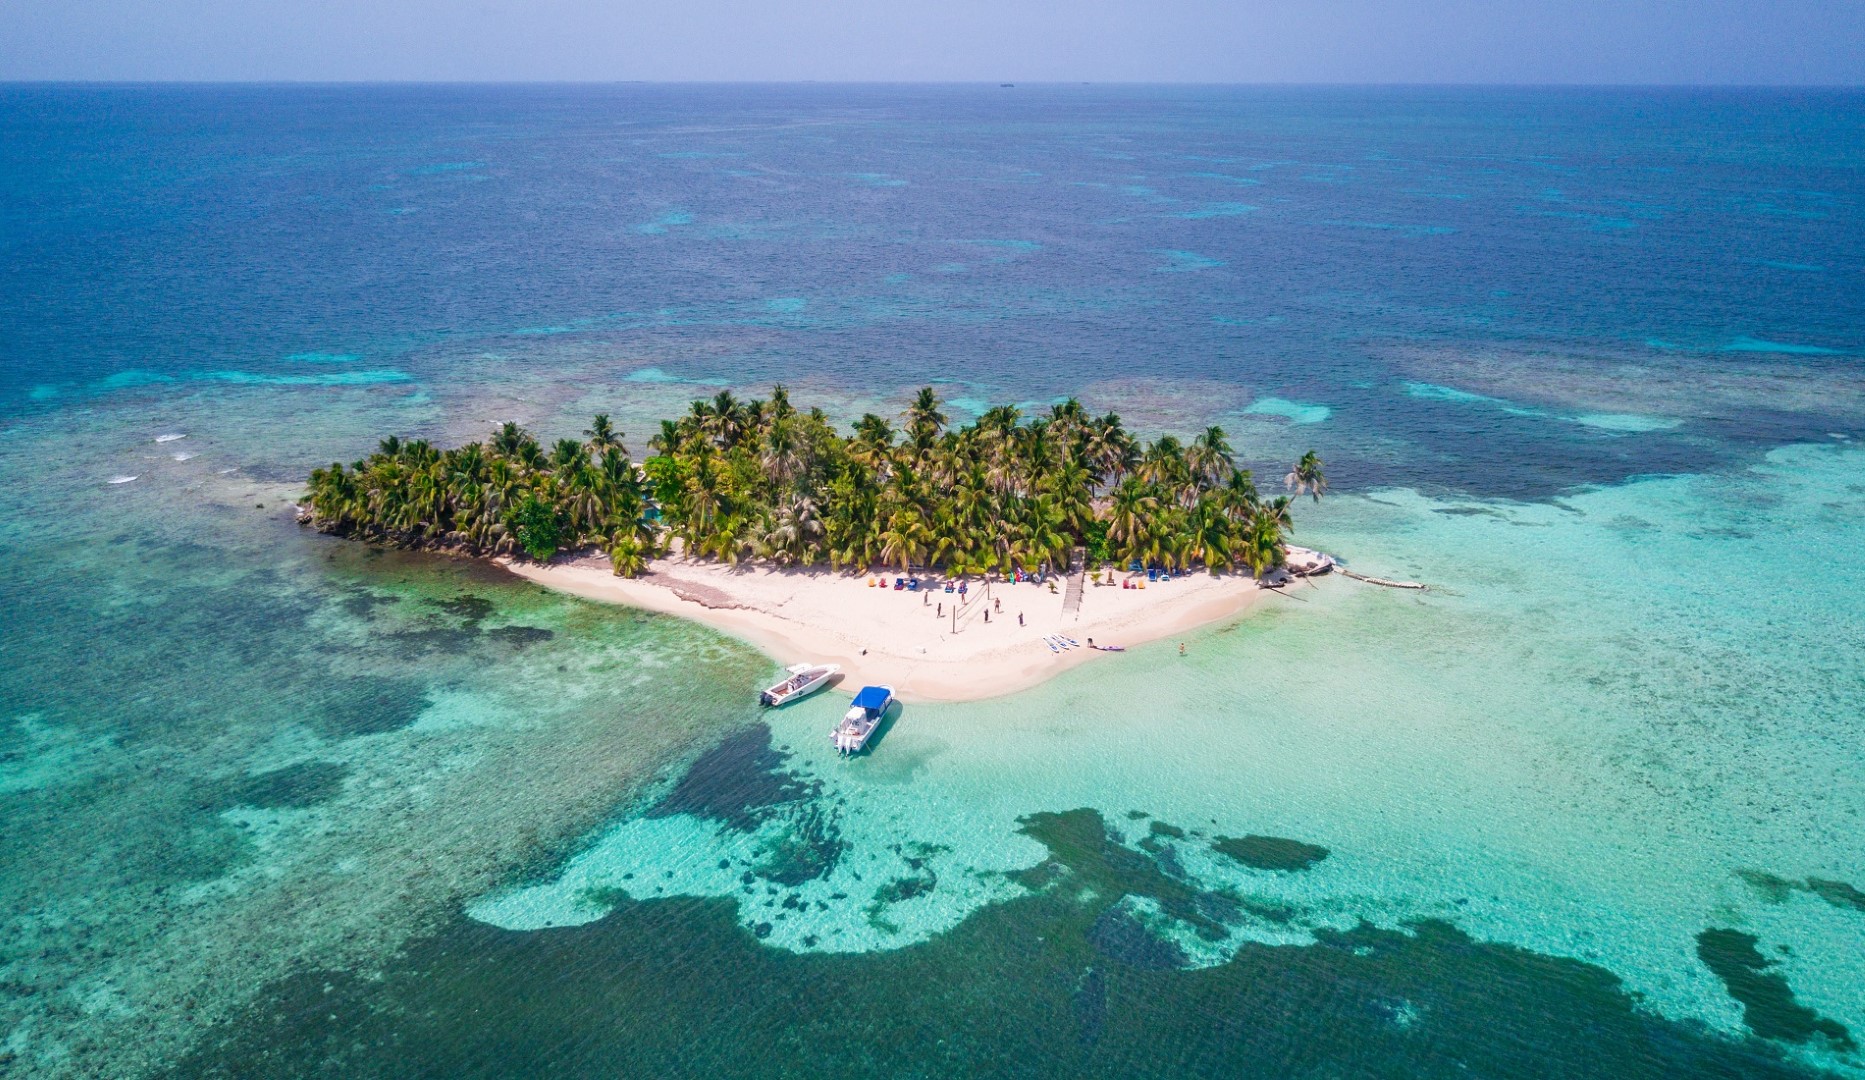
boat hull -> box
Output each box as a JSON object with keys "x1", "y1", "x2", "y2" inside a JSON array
[
  {"x1": 833, "y1": 685, "x2": 895, "y2": 755},
  {"x1": 760, "y1": 664, "x2": 839, "y2": 707}
]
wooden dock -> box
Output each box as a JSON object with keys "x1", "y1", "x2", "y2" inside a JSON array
[
  {"x1": 1337, "y1": 568, "x2": 1428, "y2": 590},
  {"x1": 1061, "y1": 552, "x2": 1086, "y2": 618}
]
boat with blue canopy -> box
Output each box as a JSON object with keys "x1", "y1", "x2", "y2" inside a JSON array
[{"x1": 833, "y1": 685, "x2": 895, "y2": 755}]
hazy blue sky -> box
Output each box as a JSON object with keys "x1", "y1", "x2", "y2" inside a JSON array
[{"x1": 2, "y1": 0, "x2": 1862, "y2": 83}]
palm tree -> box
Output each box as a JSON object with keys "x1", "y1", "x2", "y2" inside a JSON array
[
  {"x1": 762, "y1": 493, "x2": 823, "y2": 564},
  {"x1": 1242, "y1": 506, "x2": 1286, "y2": 576},
  {"x1": 550, "y1": 438, "x2": 587, "y2": 475},
  {"x1": 1187, "y1": 426, "x2": 1235, "y2": 488},
  {"x1": 609, "y1": 536, "x2": 649, "y2": 577},
  {"x1": 878, "y1": 511, "x2": 927, "y2": 572},
  {"x1": 683, "y1": 457, "x2": 725, "y2": 538},
  {"x1": 584, "y1": 414, "x2": 625, "y2": 459},
  {"x1": 1285, "y1": 450, "x2": 1327, "y2": 502},
  {"x1": 709, "y1": 512, "x2": 757, "y2": 565},
  {"x1": 1083, "y1": 413, "x2": 1137, "y2": 485},
  {"x1": 905, "y1": 386, "x2": 948, "y2": 452},
  {"x1": 1190, "y1": 494, "x2": 1233, "y2": 573},
  {"x1": 1137, "y1": 435, "x2": 1187, "y2": 490},
  {"x1": 491, "y1": 422, "x2": 533, "y2": 458},
  {"x1": 1024, "y1": 494, "x2": 1071, "y2": 574},
  {"x1": 768, "y1": 384, "x2": 795, "y2": 424},
  {"x1": 1106, "y1": 479, "x2": 1157, "y2": 562},
  {"x1": 1263, "y1": 495, "x2": 1294, "y2": 535},
  {"x1": 848, "y1": 415, "x2": 896, "y2": 474},
  {"x1": 306, "y1": 383, "x2": 1306, "y2": 583},
  {"x1": 1048, "y1": 458, "x2": 1095, "y2": 537},
  {"x1": 1049, "y1": 397, "x2": 1088, "y2": 432},
  {"x1": 1222, "y1": 468, "x2": 1259, "y2": 518},
  {"x1": 760, "y1": 417, "x2": 805, "y2": 489},
  {"x1": 705, "y1": 390, "x2": 747, "y2": 447}
]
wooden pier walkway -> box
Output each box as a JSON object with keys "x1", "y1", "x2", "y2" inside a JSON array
[
  {"x1": 1336, "y1": 568, "x2": 1428, "y2": 590},
  {"x1": 1061, "y1": 552, "x2": 1086, "y2": 618}
]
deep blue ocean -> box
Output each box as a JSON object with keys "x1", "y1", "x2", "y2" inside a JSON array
[{"x1": 1, "y1": 85, "x2": 1862, "y2": 1078}]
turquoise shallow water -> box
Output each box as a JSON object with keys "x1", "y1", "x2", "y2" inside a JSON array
[
  {"x1": 470, "y1": 445, "x2": 1865, "y2": 1046},
  {"x1": 2, "y1": 85, "x2": 1863, "y2": 1077}
]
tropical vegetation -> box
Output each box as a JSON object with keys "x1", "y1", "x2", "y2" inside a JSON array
[{"x1": 302, "y1": 387, "x2": 1323, "y2": 579}]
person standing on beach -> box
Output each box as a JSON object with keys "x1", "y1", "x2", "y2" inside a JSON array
[{"x1": 1018, "y1": 612, "x2": 1024, "y2": 627}]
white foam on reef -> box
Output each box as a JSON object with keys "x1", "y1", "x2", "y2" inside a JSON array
[
  {"x1": 171, "y1": 451, "x2": 195, "y2": 461},
  {"x1": 154, "y1": 433, "x2": 187, "y2": 443},
  {"x1": 107, "y1": 475, "x2": 138, "y2": 484}
]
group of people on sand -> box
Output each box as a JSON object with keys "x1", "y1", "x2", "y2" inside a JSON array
[
  {"x1": 929, "y1": 593, "x2": 1026, "y2": 627},
  {"x1": 882, "y1": 572, "x2": 1183, "y2": 654}
]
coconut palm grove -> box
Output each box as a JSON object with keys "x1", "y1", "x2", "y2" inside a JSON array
[{"x1": 303, "y1": 386, "x2": 1325, "y2": 578}]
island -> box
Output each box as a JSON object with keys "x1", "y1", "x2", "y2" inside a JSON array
[{"x1": 301, "y1": 387, "x2": 1328, "y2": 700}]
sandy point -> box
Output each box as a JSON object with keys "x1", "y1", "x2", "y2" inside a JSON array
[{"x1": 500, "y1": 554, "x2": 1290, "y2": 703}]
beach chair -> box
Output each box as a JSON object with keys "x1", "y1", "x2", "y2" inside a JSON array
[
  {"x1": 894, "y1": 578, "x2": 905, "y2": 590},
  {"x1": 1146, "y1": 568, "x2": 1158, "y2": 582},
  {"x1": 907, "y1": 579, "x2": 920, "y2": 592}
]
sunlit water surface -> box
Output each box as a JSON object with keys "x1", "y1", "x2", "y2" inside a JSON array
[{"x1": 1, "y1": 85, "x2": 1862, "y2": 1078}]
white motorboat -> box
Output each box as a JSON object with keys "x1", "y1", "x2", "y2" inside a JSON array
[
  {"x1": 760, "y1": 662, "x2": 839, "y2": 707},
  {"x1": 833, "y1": 685, "x2": 895, "y2": 755}
]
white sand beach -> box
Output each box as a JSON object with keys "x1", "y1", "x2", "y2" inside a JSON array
[{"x1": 503, "y1": 555, "x2": 1293, "y2": 702}]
